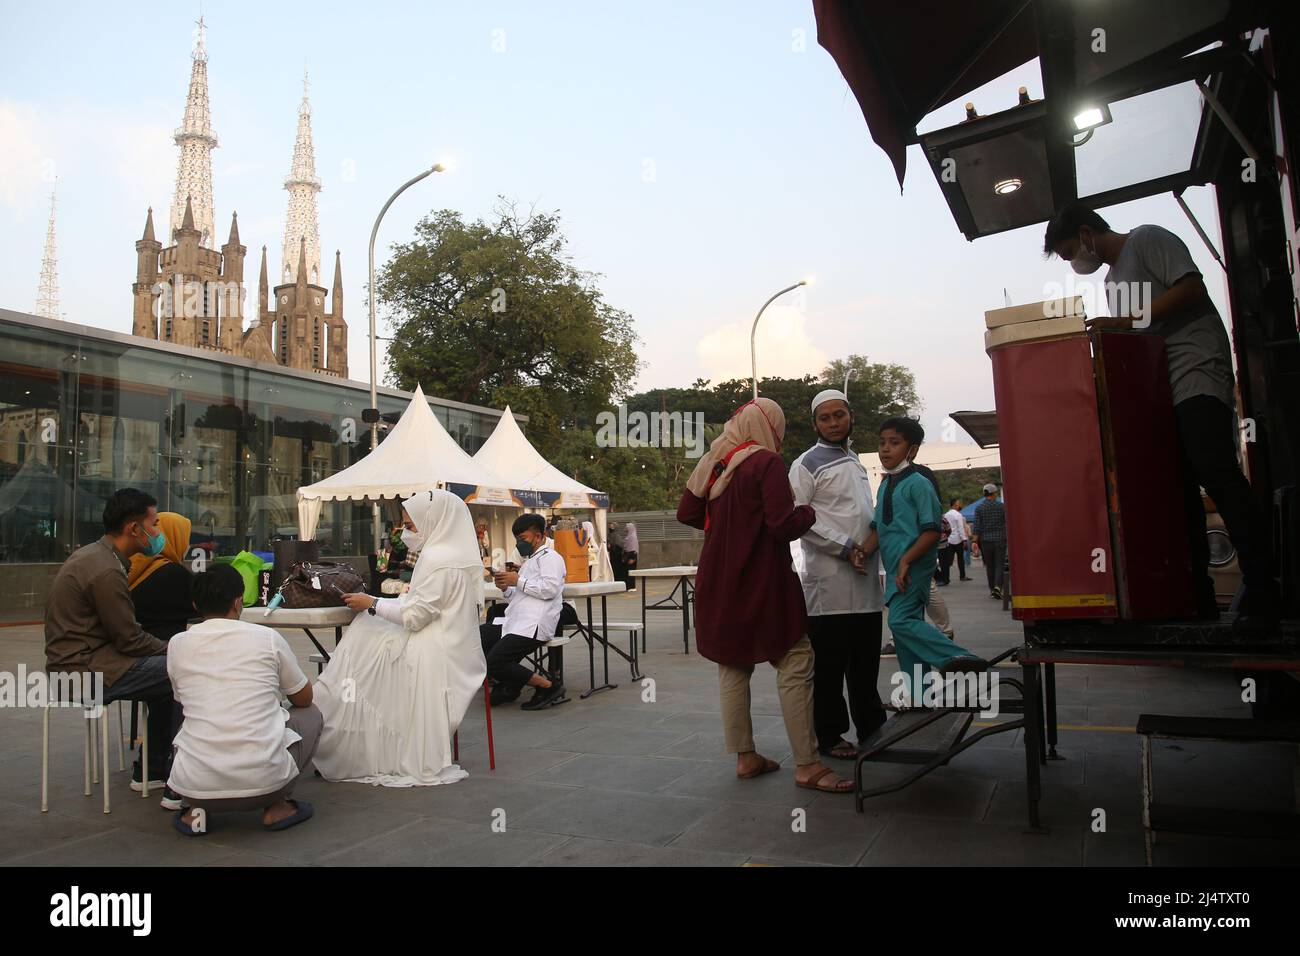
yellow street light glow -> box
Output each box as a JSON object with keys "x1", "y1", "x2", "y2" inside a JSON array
[
  {"x1": 993, "y1": 178, "x2": 1023, "y2": 195},
  {"x1": 801, "y1": 275, "x2": 816, "y2": 286}
]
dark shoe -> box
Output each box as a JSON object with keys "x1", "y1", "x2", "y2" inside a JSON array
[
  {"x1": 159, "y1": 786, "x2": 184, "y2": 811},
  {"x1": 521, "y1": 682, "x2": 567, "y2": 710},
  {"x1": 990, "y1": 587, "x2": 1002, "y2": 599},
  {"x1": 489, "y1": 683, "x2": 523, "y2": 706},
  {"x1": 130, "y1": 762, "x2": 165, "y2": 793},
  {"x1": 880, "y1": 641, "x2": 897, "y2": 656},
  {"x1": 959, "y1": 577, "x2": 971, "y2": 581},
  {"x1": 939, "y1": 656, "x2": 989, "y2": 675}
]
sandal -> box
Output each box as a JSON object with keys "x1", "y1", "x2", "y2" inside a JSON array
[
  {"x1": 796, "y1": 767, "x2": 854, "y2": 794},
  {"x1": 736, "y1": 755, "x2": 780, "y2": 779},
  {"x1": 264, "y1": 799, "x2": 315, "y2": 831},
  {"x1": 172, "y1": 811, "x2": 207, "y2": 837},
  {"x1": 820, "y1": 739, "x2": 857, "y2": 761}
]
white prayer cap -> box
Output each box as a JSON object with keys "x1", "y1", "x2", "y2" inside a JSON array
[{"x1": 811, "y1": 389, "x2": 850, "y2": 415}]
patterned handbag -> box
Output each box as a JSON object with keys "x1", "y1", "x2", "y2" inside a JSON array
[{"x1": 279, "y1": 561, "x2": 366, "y2": 609}]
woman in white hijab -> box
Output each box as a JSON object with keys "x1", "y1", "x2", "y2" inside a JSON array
[{"x1": 314, "y1": 490, "x2": 487, "y2": 787}]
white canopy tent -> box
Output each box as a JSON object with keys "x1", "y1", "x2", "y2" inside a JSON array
[
  {"x1": 469, "y1": 406, "x2": 615, "y2": 582},
  {"x1": 295, "y1": 384, "x2": 505, "y2": 540}
]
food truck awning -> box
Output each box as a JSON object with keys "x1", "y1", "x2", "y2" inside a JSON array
[
  {"x1": 950, "y1": 410, "x2": 1000, "y2": 449},
  {"x1": 812, "y1": 0, "x2": 1037, "y2": 190}
]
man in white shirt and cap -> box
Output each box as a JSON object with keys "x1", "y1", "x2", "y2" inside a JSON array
[
  {"x1": 789, "y1": 388, "x2": 886, "y2": 760},
  {"x1": 481, "y1": 513, "x2": 568, "y2": 710}
]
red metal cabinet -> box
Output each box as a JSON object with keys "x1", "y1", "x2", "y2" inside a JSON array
[{"x1": 989, "y1": 330, "x2": 1195, "y2": 621}]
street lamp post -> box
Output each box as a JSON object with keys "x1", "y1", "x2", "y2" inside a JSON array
[
  {"x1": 366, "y1": 162, "x2": 446, "y2": 552},
  {"x1": 750, "y1": 278, "x2": 812, "y2": 399}
]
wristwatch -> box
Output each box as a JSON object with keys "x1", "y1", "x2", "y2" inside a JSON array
[{"x1": 367, "y1": 596, "x2": 378, "y2": 616}]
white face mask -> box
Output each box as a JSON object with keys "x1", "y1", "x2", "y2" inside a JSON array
[
  {"x1": 401, "y1": 527, "x2": 424, "y2": 552},
  {"x1": 882, "y1": 456, "x2": 912, "y2": 475},
  {"x1": 1070, "y1": 234, "x2": 1102, "y2": 275}
]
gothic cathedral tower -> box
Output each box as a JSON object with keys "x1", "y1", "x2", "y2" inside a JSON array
[{"x1": 130, "y1": 21, "x2": 346, "y2": 378}]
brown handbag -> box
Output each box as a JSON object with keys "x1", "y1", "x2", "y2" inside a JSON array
[{"x1": 279, "y1": 561, "x2": 366, "y2": 609}]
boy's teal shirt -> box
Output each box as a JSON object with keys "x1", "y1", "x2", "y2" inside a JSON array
[{"x1": 871, "y1": 469, "x2": 943, "y2": 604}]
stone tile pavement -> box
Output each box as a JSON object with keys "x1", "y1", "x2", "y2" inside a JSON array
[{"x1": 2, "y1": 563, "x2": 1297, "y2": 866}]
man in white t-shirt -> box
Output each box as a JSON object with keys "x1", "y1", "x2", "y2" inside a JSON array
[
  {"x1": 167, "y1": 565, "x2": 322, "y2": 835},
  {"x1": 940, "y1": 498, "x2": 971, "y2": 583}
]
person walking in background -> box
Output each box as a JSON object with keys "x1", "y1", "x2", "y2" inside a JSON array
[
  {"x1": 128, "y1": 512, "x2": 195, "y2": 642},
  {"x1": 622, "y1": 522, "x2": 640, "y2": 592},
  {"x1": 941, "y1": 498, "x2": 970, "y2": 582},
  {"x1": 790, "y1": 389, "x2": 886, "y2": 761},
  {"x1": 678, "y1": 397, "x2": 853, "y2": 794},
  {"x1": 610, "y1": 521, "x2": 628, "y2": 587},
  {"x1": 972, "y1": 483, "x2": 1007, "y2": 599}
]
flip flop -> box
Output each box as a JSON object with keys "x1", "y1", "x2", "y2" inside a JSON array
[
  {"x1": 736, "y1": 756, "x2": 780, "y2": 779},
  {"x1": 264, "y1": 799, "x2": 314, "y2": 831},
  {"x1": 796, "y1": 767, "x2": 854, "y2": 794},
  {"x1": 172, "y1": 811, "x2": 207, "y2": 837}
]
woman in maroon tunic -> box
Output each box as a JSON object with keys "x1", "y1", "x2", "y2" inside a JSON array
[{"x1": 677, "y1": 398, "x2": 854, "y2": 793}]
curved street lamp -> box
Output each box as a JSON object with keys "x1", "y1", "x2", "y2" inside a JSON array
[
  {"x1": 366, "y1": 161, "x2": 447, "y2": 551},
  {"x1": 750, "y1": 277, "x2": 813, "y2": 399}
]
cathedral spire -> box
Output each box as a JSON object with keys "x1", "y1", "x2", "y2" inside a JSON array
[
  {"x1": 36, "y1": 189, "x2": 61, "y2": 320},
  {"x1": 170, "y1": 15, "x2": 218, "y2": 248},
  {"x1": 282, "y1": 70, "x2": 322, "y2": 285}
]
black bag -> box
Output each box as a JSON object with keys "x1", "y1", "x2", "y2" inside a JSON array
[
  {"x1": 272, "y1": 539, "x2": 320, "y2": 594},
  {"x1": 280, "y1": 561, "x2": 365, "y2": 609}
]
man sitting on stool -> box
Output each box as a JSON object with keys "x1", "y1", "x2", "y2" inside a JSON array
[{"x1": 481, "y1": 514, "x2": 567, "y2": 710}]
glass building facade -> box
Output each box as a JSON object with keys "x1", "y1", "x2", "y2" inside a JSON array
[{"x1": 0, "y1": 308, "x2": 508, "y2": 569}]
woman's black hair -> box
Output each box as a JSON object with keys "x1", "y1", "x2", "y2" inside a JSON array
[
  {"x1": 879, "y1": 416, "x2": 925, "y2": 446},
  {"x1": 191, "y1": 564, "x2": 246, "y2": 616},
  {"x1": 512, "y1": 513, "x2": 545, "y2": 536}
]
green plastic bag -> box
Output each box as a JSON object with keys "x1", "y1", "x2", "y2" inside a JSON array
[{"x1": 229, "y1": 551, "x2": 265, "y2": 607}]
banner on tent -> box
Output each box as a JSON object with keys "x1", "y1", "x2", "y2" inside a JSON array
[
  {"x1": 446, "y1": 484, "x2": 610, "y2": 511},
  {"x1": 447, "y1": 483, "x2": 528, "y2": 508}
]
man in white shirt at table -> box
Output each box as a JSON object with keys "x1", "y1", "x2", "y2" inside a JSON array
[
  {"x1": 168, "y1": 565, "x2": 322, "y2": 835},
  {"x1": 481, "y1": 513, "x2": 568, "y2": 711}
]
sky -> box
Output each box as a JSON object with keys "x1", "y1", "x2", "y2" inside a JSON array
[{"x1": 0, "y1": 0, "x2": 1231, "y2": 436}]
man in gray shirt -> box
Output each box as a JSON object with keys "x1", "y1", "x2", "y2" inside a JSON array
[{"x1": 1044, "y1": 203, "x2": 1278, "y2": 628}]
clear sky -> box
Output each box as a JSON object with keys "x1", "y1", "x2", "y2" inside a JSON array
[{"x1": 0, "y1": 0, "x2": 1230, "y2": 436}]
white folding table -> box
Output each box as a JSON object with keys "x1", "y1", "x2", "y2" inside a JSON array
[{"x1": 628, "y1": 565, "x2": 696, "y2": 653}]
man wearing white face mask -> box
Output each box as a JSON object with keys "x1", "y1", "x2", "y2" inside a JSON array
[{"x1": 1043, "y1": 202, "x2": 1279, "y2": 631}]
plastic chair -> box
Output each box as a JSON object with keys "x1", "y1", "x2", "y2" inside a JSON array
[{"x1": 452, "y1": 678, "x2": 496, "y2": 770}]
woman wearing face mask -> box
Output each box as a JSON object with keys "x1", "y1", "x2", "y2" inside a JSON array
[
  {"x1": 128, "y1": 512, "x2": 195, "y2": 642},
  {"x1": 314, "y1": 490, "x2": 488, "y2": 786}
]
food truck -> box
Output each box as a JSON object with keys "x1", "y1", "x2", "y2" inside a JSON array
[{"x1": 814, "y1": 0, "x2": 1300, "y2": 834}]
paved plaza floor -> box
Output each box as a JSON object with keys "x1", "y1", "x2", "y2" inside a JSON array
[{"x1": 2, "y1": 565, "x2": 1298, "y2": 867}]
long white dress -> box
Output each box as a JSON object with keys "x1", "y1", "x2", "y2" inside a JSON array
[{"x1": 312, "y1": 491, "x2": 487, "y2": 787}]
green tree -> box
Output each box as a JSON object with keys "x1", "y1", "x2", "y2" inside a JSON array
[{"x1": 377, "y1": 201, "x2": 640, "y2": 436}]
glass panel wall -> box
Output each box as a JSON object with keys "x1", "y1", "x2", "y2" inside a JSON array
[{"x1": 0, "y1": 313, "x2": 505, "y2": 563}]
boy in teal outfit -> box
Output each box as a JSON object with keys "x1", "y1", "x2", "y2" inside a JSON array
[{"x1": 857, "y1": 418, "x2": 987, "y2": 699}]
